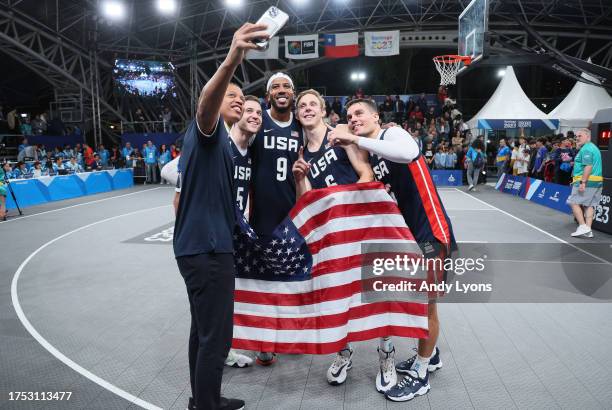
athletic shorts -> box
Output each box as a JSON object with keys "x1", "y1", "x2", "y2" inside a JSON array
[{"x1": 567, "y1": 186, "x2": 602, "y2": 207}]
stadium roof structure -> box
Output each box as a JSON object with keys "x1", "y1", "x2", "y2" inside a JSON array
[{"x1": 1, "y1": 0, "x2": 612, "y2": 142}]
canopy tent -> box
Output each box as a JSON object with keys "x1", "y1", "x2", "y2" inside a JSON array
[
  {"x1": 468, "y1": 66, "x2": 559, "y2": 131},
  {"x1": 548, "y1": 67, "x2": 612, "y2": 134}
]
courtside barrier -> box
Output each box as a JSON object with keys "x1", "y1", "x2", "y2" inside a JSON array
[
  {"x1": 431, "y1": 170, "x2": 463, "y2": 186},
  {"x1": 495, "y1": 173, "x2": 572, "y2": 214},
  {"x1": 5, "y1": 169, "x2": 134, "y2": 210}
]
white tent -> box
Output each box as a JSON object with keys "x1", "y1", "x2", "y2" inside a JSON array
[
  {"x1": 548, "y1": 68, "x2": 612, "y2": 134},
  {"x1": 468, "y1": 66, "x2": 556, "y2": 131}
]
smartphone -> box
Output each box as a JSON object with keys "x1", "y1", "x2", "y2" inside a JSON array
[{"x1": 254, "y1": 7, "x2": 289, "y2": 50}]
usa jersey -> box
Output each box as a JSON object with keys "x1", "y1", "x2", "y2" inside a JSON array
[
  {"x1": 250, "y1": 109, "x2": 302, "y2": 236},
  {"x1": 303, "y1": 128, "x2": 358, "y2": 188},
  {"x1": 229, "y1": 138, "x2": 252, "y2": 212},
  {"x1": 369, "y1": 129, "x2": 456, "y2": 253}
]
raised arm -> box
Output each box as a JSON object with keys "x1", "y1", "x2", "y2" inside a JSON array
[{"x1": 196, "y1": 23, "x2": 268, "y2": 135}]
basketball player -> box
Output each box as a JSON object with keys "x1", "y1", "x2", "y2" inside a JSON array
[
  {"x1": 328, "y1": 98, "x2": 456, "y2": 402},
  {"x1": 249, "y1": 72, "x2": 302, "y2": 365},
  {"x1": 173, "y1": 22, "x2": 268, "y2": 410},
  {"x1": 292, "y1": 89, "x2": 372, "y2": 197}
]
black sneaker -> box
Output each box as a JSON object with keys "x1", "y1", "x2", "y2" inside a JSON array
[
  {"x1": 186, "y1": 397, "x2": 196, "y2": 410},
  {"x1": 219, "y1": 397, "x2": 245, "y2": 410}
]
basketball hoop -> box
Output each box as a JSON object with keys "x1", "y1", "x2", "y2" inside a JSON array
[{"x1": 433, "y1": 55, "x2": 472, "y2": 86}]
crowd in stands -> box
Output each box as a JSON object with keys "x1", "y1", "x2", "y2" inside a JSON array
[
  {"x1": 3, "y1": 138, "x2": 179, "y2": 182},
  {"x1": 0, "y1": 104, "x2": 81, "y2": 138},
  {"x1": 494, "y1": 130, "x2": 579, "y2": 185}
]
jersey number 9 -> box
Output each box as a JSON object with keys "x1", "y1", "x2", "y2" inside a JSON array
[{"x1": 276, "y1": 157, "x2": 287, "y2": 181}]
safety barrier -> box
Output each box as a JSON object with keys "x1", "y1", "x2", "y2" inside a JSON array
[
  {"x1": 5, "y1": 169, "x2": 133, "y2": 210},
  {"x1": 431, "y1": 170, "x2": 463, "y2": 186},
  {"x1": 495, "y1": 173, "x2": 572, "y2": 214}
]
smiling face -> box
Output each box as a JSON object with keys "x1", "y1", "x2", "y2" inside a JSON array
[
  {"x1": 237, "y1": 100, "x2": 263, "y2": 135},
  {"x1": 347, "y1": 101, "x2": 379, "y2": 136},
  {"x1": 220, "y1": 83, "x2": 245, "y2": 124},
  {"x1": 296, "y1": 92, "x2": 325, "y2": 128},
  {"x1": 268, "y1": 77, "x2": 294, "y2": 113}
]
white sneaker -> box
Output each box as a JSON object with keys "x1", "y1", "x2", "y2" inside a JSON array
[
  {"x1": 326, "y1": 347, "x2": 353, "y2": 385},
  {"x1": 582, "y1": 230, "x2": 594, "y2": 238},
  {"x1": 571, "y1": 224, "x2": 590, "y2": 237},
  {"x1": 376, "y1": 347, "x2": 397, "y2": 393},
  {"x1": 225, "y1": 349, "x2": 253, "y2": 368},
  {"x1": 468, "y1": 185, "x2": 474, "y2": 191}
]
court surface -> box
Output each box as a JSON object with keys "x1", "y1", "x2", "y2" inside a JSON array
[{"x1": 1, "y1": 185, "x2": 611, "y2": 410}]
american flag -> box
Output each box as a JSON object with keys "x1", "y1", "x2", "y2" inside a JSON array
[{"x1": 232, "y1": 182, "x2": 429, "y2": 355}]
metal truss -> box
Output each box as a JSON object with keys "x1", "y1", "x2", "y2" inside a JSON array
[{"x1": 1, "y1": 0, "x2": 612, "y2": 135}]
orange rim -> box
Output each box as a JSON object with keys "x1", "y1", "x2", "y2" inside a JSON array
[{"x1": 433, "y1": 55, "x2": 472, "y2": 66}]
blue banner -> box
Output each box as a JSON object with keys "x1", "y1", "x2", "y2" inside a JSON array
[
  {"x1": 5, "y1": 169, "x2": 134, "y2": 210},
  {"x1": 431, "y1": 170, "x2": 463, "y2": 186},
  {"x1": 478, "y1": 119, "x2": 559, "y2": 130},
  {"x1": 495, "y1": 173, "x2": 571, "y2": 214}
]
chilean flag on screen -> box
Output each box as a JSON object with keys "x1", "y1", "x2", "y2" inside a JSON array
[{"x1": 324, "y1": 32, "x2": 360, "y2": 58}]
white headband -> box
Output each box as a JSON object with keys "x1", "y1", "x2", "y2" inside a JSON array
[{"x1": 266, "y1": 72, "x2": 294, "y2": 93}]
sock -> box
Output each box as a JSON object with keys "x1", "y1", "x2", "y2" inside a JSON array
[
  {"x1": 410, "y1": 355, "x2": 429, "y2": 379},
  {"x1": 379, "y1": 337, "x2": 393, "y2": 353}
]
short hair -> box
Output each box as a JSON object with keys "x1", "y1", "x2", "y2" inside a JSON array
[
  {"x1": 296, "y1": 89, "x2": 326, "y2": 111},
  {"x1": 576, "y1": 128, "x2": 591, "y2": 137},
  {"x1": 345, "y1": 98, "x2": 378, "y2": 114},
  {"x1": 244, "y1": 95, "x2": 260, "y2": 104}
]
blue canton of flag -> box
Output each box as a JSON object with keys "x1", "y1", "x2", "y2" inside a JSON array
[
  {"x1": 324, "y1": 34, "x2": 336, "y2": 46},
  {"x1": 233, "y1": 207, "x2": 312, "y2": 281}
]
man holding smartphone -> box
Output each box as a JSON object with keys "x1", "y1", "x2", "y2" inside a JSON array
[{"x1": 173, "y1": 23, "x2": 268, "y2": 410}]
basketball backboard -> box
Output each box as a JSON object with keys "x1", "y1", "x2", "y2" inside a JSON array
[{"x1": 458, "y1": 0, "x2": 489, "y2": 64}]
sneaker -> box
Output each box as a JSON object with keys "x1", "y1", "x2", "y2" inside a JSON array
[
  {"x1": 326, "y1": 347, "x2": 353, "y2": 385},
  {"x1": 255, "y1": 351, "x2": 277, "y2": 366},
  {"x1": 385, "y1": 370, "x2": 430, "y2": 402},
  {"x1": 219, "y1": 397, "x2": 245, "y2": 410},
  {"x1": 396, "y1": 347, "x2": 443, "y2": 374},
  {"x1": 376, "y1": 347, "x2": 397, "y2": 393},
  {"x1": 571, "y1": 224, "x2": 590, "y2": 237},
  {"x1": 225, "y1": 349, "x2": 253, "y2": 368},
  {"x1": 186, "y1": 397, "x2": 195, "y2": 410},
  {"x1": 582, "y1": 231, "x2": 594, "y2": 238},
  {"x1": 468, "y1": 185, "x2": 474, "y2": 191}
]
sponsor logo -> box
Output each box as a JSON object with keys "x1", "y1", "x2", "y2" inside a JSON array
[
  {"x1": 538, "y1": 188, "x2": 546, "y2": 199},
  {"x1": 549, "y1": 191, "x2": 560, "y2": 202},
  {"x1": 144, "y1": 227, "x2": 174, "y2": 242},
  {"x1": 448, "y1": 174, "x2": 456, "y2": 183}
]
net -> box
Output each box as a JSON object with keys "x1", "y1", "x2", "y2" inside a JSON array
[{"x1": 433, "y1": 55, "x2": 471, "y2": 86}]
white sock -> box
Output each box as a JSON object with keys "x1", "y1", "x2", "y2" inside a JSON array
[
  {"x1": 379, "y1": 337, "x2": 393, "y2": 353},
  {"x1": 410, "y1": 355, "x2": 429, "y2": 379}
]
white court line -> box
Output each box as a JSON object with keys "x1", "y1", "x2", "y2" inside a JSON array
[
  {"x1": 446, "y1": 208, "x2": 497, "y2": 211},
  {"x1": 453, "y1": 188, "x2": 612, "y2": 266},
  {"x1": 11, "y1": 205, "x2": 172, "y2": 410},
  {"x1": 0, "y1": 187, "x2": 166, "y2": 224}
]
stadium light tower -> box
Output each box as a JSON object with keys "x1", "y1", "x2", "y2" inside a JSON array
[
  {"x1": 225, "y1": 0, "x2": 244, "y2": 8},
  {"x1": 101, "y1": 0, "x2": 126, "y2": 20},
  {"x1": 158, "y1": 0, "x2": 177, "y2": 14}
]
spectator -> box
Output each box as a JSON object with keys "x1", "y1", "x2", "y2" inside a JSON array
[
  {"x1": 513, "y1": 136, "x2": 530, "y2": 177},
  {"x1": 412, "y1": 129, "x2": 423, "y2": 152},
  {"x1": 14, "y1": 162, "x2": 29, "y2": 179},
  {"x1": 170, "y1": 143, "x2": 179, "y2": 159},
  {"x1": 143, "y1": 140, "x2": 158, "y2": 184},
  {"x1": 158, "y1": 144, "x2": 171, "y2": 184},
  {"x1": 393, "y1": 95, "x2": 405, "y2": 123},
  {"x1": 110, "y1": 146, "x2": 124, "y2": 168},
  {"x1": 466, "y1": 139, "x2": 485, "y2": 191},
  {"x1": 18, "y1": 138, "x2": 29, "y2": 155},
  {"x1": 405, "y1": 97, "x2": 415, "y2": 115},
  {"x1": 20, "y1": 117, "x2": 32, "y2": 136},
  {"x1": 162, "y1": 107, "x2": 173, "y2": 133},
  {"x1": 437, "y1": 85, "x2": 448, "y2": 108},
  {"x1": 434, "y1": 146, "x2": 447, "y2": 170},
  {"x1": 0, "y1": 163, "x2": 8, "y2": 220},
  {"x1": 37, "y1": 144, "x2": 47, "y2": 161},
  {"x1": 63, "y1": 145, "x2": 74, "y2": 158},
  {"x1": 83, "y1": 143, "x2": 95, "y2": 168},
  {"x1": 98, "y1": 144, "x2": 110, "y2": 167},
  {"x1": 90, "y1": 154, "x2": 102, "y2": 171},
  {"x1": 445, "y1": 145, "x2": 458, "y2": 169},
  {"x1": 532, "y1": 137, "x2": 548, "y2": 178},
  {"x1": 416, "y1": 92, "x2": 428, "y2": 112},
  {"x1": 382, "y1": 95, "x2": 394, "y2": 123},
  {"x1": 31, "y1": 162, "x2": 44, "y2": 178},
  {"x1": 331, "y1": 97, "x2": 342, "y2": 118},
  {"x1": 31, "y1": 115, "x2": 45, "y2": 135},
  {"x1": 556, "y1": 136, "x2": 575, "y2": 185},
  {"x1": 423, "y1": 141, "x2": 435, "y2": 168},
  {"x1": 52, "y1": 157, "x2": 65, "y2": 174},
  {"x1": 408, "y1": 105, "x2": 424, "y2": 123},
  {"x1": 451, "y1": 129, "x2": 463, "y2": 147},
  {"x1": 438, "y1": 118, "x2": 449, "y2": 141},
  {"x1": 424, "y1": 106, "x2": 436, "y2": 125},
  {"x1": 74, "y1": 146, "x2": 84, "y2": 168},
  {"x1": 495, "y1": 138, "x2": 511, "y2": 177},
  {"x1": 43, "y1": 152, "x2": 53, "y2": 172},
  {"x1": 66, "y1": 157, "x2": 83, "y2": 173},
  {"x1": 121, "y1": 142, "x2": 133, "y2": 162},
  {"x1": 568, "y1": 129, "x2": 603, "y2": 238}
]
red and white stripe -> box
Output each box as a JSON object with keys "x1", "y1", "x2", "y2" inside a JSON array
[{"x1": 232, "y1": 182, "x2": 429, "y2": 354}]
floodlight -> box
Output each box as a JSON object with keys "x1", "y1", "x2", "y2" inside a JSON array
[
  {"x1": 102, "y1": 0, "x2": 126, "y2": 20},
  {"x1": 158, "y1": 0, "x2": 177, "y2": 14}
]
